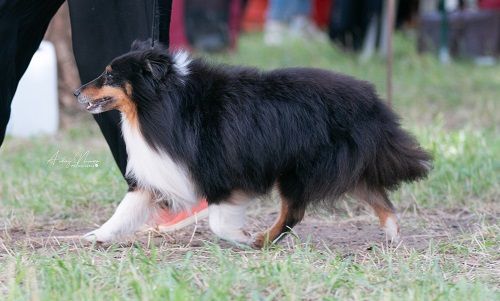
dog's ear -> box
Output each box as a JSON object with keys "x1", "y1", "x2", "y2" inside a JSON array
[
  {"x1": 131, "y1": 39, "x2": 151, "y2": 51},
  {"x1": 145, "y1": 59, "x2": 167, "y2": 79},
  {"x1": 143, "y1": 51, "x2": 170, "y2": 80}
]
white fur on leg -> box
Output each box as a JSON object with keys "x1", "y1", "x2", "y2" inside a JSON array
[
  {"x1": 83, "y1": 190, "x2": 155, "y2": 242},
  {"x1": 383, "y1": 215, "x2": 400, "y2": 243},
  {"x1": 208, "y1": 192, "x2": 252, "y2": 245}
]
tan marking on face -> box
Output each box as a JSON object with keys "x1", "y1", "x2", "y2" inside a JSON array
[
  {"x1": 105, "y1": 65, "x2": 113, "y2": 73},
  {"x1": 81, "y1": 84, "x2": 137, "y2": 127},
  {"x1": 124, "y1": 82, "x2": 133, "y2": 97}
]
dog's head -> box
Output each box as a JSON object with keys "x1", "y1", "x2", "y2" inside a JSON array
[{"x1": 73, "y1": 40, "x2": 189, "y2": 115}]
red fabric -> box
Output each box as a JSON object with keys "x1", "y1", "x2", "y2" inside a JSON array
[
  {"x1": 312, "y1": 0, "x2": 332, "y2": 28},
  {"x1": 480, "y1": 0, "x2": 500, "y2": 9},
  {"x1": 242, "y1": 0, "x2": 268, "y2": 32},
  {"x1": 156, "y1": 199, "x2": 208, "y2": 226},
  {"x1": 169, "y1": 0, "x2": 190, "y2": 50},
  {"x1": 229, "y1": 0, "x2": 243, "y2": 49}
]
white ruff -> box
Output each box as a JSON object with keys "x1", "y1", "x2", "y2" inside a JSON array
[
  {"x1": 172, "y1": 50, "x2": 191, "y2": 77},
  {"x1": 121, "y1": 115, "x2": 198, "y2": 212}
]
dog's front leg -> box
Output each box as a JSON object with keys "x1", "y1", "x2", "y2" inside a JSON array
[
  {"x1": 208, "y1": 192, "x2": 253, "y2": 245},
  {"x1": 83, "y1": 189, "x2": 155, "y2": 243}
]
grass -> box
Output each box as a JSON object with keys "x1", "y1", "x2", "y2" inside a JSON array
[
  {"x1": 1, "y1": 33, "x2": 499, "y2": 300},
  {"x1": 1, "y1": 236, "x2": 498, "y2": 300}
]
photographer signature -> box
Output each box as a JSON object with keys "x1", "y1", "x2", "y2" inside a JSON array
[{"x1": 47, "y1": 150, "x2": 100, "y2": 168}]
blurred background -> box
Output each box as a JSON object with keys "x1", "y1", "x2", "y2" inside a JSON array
[{"x1": 6, "y1": 0, "x2": 499, "y2": 136}]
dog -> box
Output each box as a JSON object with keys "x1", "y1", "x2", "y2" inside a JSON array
[{"x1": 74, "y1": 40, "x2": 431, "y2": 248}]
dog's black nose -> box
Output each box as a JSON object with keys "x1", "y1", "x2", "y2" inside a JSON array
[{"x1": 73, "y1": 89, "x2": 81, "y2": 97}]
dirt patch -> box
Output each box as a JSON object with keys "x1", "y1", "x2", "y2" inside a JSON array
[{"x1": 1, "y1": 207, "x2": 493, "y2": 255}]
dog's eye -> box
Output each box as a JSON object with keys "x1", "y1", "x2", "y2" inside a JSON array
[{"x1": 105, "y1": 72, "x2": 113, "y2": 80}]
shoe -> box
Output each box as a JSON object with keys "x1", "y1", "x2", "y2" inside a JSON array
[{"x1": 154, "y1": 199, "x2": 209, "y2": 232}]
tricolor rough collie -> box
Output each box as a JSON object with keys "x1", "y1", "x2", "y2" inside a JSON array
[{"x1": 74, "y1": 41, "x2": 431, "y2": 248}]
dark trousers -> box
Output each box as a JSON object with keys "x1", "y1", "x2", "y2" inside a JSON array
[
  {"x1": 328, "y1": 0, "x2": 382, "y2": 51},
  {"x1": 0, "y1": 0, "x2": 172, "y2": 187}
]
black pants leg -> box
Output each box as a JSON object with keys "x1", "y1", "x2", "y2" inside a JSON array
[
  {"x1": 67, "y1": 0, "x2": 172, "y2": 186},
  {"x1": 1, "y1": 0, "x2": 172, "y2": 187},
  {"x1": 0, "y1": 0, "x2": 65, "y2": 146}
]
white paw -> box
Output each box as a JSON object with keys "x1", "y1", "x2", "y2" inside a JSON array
[
  {"x1": 82, "y1": 228, "x2": 117, "y2": 243},
  {"x1": 211, "y1": 228, "x2": 253, "y2": 246},
  {"x1": 383, "y1": 216, "x2": 401, "y2": 244}
]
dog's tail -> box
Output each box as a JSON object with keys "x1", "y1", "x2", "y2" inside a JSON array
[{"x1": 358, "y1": 101, "x2": 432, "y2": 190}]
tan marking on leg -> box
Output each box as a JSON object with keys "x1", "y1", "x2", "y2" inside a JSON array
[
  {"x1": 253, "y1": 200, "x2": 290, "y2": 249},
  {"x1": 253, "y1": 195, "x2": 305, "y2": 249},
  {"x1": 351, "y1": 183, "x2": 400, "y2": 243},
  {"x1": 371, "y1": 203, "x2": 400, "y2": 243}
]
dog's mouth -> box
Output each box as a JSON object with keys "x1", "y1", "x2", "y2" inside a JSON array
[{"x1": 84, "y1": 97, "x2": 113, "y2": 112}]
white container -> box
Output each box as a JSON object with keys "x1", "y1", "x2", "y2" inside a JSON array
[{"x1": 6, "y1": 41, "x2": 59, "y2": 137}]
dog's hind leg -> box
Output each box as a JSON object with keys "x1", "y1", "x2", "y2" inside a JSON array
[
  {"x1": 208, "y1": 191, "x2": 253, "y2": 245},
  {"x1": 83, "y1": 189, "x2": 156, "y2": 243},
  {"x1": 352, "y1": 183, "x2": 400, "y2": 243},
  {"x1": 252, "y1": 173, "x2": 307, "y2": 248},
  {"x1": 252, "y1": 197, "x2": 306, "y2": 249}
]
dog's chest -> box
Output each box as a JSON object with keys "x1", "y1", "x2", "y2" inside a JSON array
[{"x1": 121, "y1": 118, "x2": 198, "y2": 211}]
